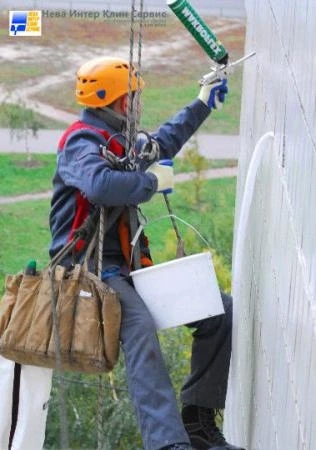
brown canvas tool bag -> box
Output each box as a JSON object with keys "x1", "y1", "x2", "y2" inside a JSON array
[{"x1": 0, "y1": 211, "x2": 121, "y2": 374}]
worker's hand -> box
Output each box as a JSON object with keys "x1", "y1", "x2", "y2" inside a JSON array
[
  {"x1": 146, "y1": 160, "x2": 174, "y2": 193},
  {"x1": 198, "y1": 78, "x2": 228, "y2": 110}
]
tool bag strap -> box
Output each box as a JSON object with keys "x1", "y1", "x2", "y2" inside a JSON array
[
  {"x1": 49, "y1": 206, "x2": 125, "y2": 274},
  {"x1": 49, "y1": 208, "x2": 99, "y2": 272}
]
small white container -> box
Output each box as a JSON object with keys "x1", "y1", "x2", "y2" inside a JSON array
[{"x1": 130, "y1": 252, "x2": 224, "y2": 330}]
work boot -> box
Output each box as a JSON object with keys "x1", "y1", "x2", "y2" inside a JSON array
[
  {"x1": 182, "y1": 405, "x2": 246, "y2": 450},
  {"x1": 162, "y1": 444, "x2": 193, "y2": 449}
]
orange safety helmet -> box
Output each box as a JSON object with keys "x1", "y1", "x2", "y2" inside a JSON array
[{"x1": 76, "y1": 57, "x2": 145, "y2": 108}]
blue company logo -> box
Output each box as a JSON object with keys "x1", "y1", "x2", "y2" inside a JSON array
[
  {"x1": 9, "y1": 11, "x2": 41, "y2": 36},
  {"x1": 10, "y1": 11, "x2": 27, "y2": 35}
]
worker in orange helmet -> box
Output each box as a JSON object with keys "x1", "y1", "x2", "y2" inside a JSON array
[{"x1": 48, "y1": 57, "x2": 243, "y2": 450}]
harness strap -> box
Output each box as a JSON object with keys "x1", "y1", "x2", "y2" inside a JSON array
[
  {"x1": 58, "y1": 120, "x2": 151, "y2": 269},
  {"x1": 118, "y1": 211, "x2": 153, "y2": 270},
  {"x1": 128, "y1": 206, "x2": 141, "y2": 270}
]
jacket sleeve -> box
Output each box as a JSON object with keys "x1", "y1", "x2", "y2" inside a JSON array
[
  {"x1": 58, "y1": 134, "x2": 158, "y2": 206},
  {"x1": 150, "y1": 99, "x2": 211, "y2": 159}
]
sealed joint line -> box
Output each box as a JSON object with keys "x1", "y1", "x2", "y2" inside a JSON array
[{"x1": 233, "y1": 131, "x2": 275, "y2": 294}]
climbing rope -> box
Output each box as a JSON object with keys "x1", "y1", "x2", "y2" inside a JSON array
[
  {"x1": 96, "y1": 3, "x2": 145, "y2": 445},
  {"x1": 125, "y1": 0, "x2": 145, "y2": 271},
  {"x1": 126, "y1": 0, "x2": 136, "y2": 159},
  {"x1": 126, "y1": 0, "x2": 144, "y2": 164},
  {"x1": 135, "y1": 0, "x2": 144, "y2": 134},
  {"x1": 97, "y1": 207, "x2": 105, "y2": 450}
]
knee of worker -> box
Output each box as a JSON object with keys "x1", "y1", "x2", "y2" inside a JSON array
[{"x1": 120, "y1": 306, "x2": 158, "y2": 350}]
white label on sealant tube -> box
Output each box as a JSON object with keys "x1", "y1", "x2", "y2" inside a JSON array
[{"x1": 181, "y1": 6, "x2": 222, "y2": 54}]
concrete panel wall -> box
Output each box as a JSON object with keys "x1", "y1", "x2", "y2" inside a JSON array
[{"x1": 224, "y1": 1, "x2": 316, "y2": 449}]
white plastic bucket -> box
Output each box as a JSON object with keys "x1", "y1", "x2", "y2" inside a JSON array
[{"x1": 130, "y1": 252, "x2": 224, "y2": 330}]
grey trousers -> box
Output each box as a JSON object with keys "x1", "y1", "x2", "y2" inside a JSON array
[
  {"x1": 181, "y1": 291, "x2": 232, "y2": 410},
  {"x1": 106, "y1": 275, "x2": 232, "y2": 450}
]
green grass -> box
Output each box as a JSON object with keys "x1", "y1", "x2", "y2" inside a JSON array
[
  {"x1": 174, "y1": 158, "x2": 237, "y2": 174},
  {"x1": 0, "y1": 103, "x2": 67, "y2": 129},
  {"x1": 0, "y1": 199, "x2": 51, "y2": 290},
  {"x1": 141, "y1": 71, "x2": 242, "y2": 134},
  {"x1": 142, "y1": 177, "x2": 236, "y2": 267},
  {"x1": 34, "y1": 80, "x2": 80, "y2": 115},
  {"x1": 0, "y1": 62, "x2": 50, "y2": 89},
  {"x1": 0, "y1": 154, "x2": 237, "y2": 197},
  {"x1": 0, "y1": 16, "x2": 244, "y2": 135},
  {"x1": 34, "y1": 70, "x2": 243, "y2": 134},
  {"x1": 0, "y1": 154, "x2": 56, "y2": 196},
  {"x1": 0, "y1": 177, "x2": 236, "y2": 293}
]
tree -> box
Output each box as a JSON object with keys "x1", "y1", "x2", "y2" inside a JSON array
[
  {"x1": 182, "y1": 140, "x2": 209, "y2": 207},
  {"x1": 1, "y1": 102, "x2": 40, "y2": 163}
]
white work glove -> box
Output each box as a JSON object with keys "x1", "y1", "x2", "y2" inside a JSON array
[
  {"x1": 198, "y1": 78, "x2": 228, "y2": 110},
  {"x1": 146, "y1": 160, "x2": 174, "y2": 193}
]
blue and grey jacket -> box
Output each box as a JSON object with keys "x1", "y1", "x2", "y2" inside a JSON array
[{"x1": 49, "y1": 99, "x2": 210, "y2": 262}]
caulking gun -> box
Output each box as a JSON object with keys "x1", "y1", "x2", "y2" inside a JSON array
[{"x1": 199, "y1": 52, "x2": 256, "y2": 86}]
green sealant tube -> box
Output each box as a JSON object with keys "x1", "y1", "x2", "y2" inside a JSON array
[{"x1": 167, "y1": 0, "x2": 229, "y2": 64}]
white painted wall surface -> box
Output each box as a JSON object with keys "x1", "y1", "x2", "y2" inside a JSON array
[{"x1": 224, "y1": 1, "x2": 316, "y2": 449}]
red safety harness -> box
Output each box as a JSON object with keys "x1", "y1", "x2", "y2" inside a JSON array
[
  {"x1": 58, "y1": 120, "x2": 123, "y2": 249},
  {"x1": 58, "y1": 121, "x2": 152, "y2": 267}
]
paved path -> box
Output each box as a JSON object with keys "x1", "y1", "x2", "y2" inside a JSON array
[
  {"x1": 0, "y1": 191, "x2": 53, "y2": 205},
  {"x1": 178, "y1": 134, "x2": 240, "y2": 160},
  {"x1": 0, "y1": 129, "x2": 240, "y2": 159},
  {"x1": 0, "y1": 20, "x2": 244, "y2": 126},
  {"x1": 0, "y1": 17, "x2": 243, "y2": 160},
  {"x1": 175, "y1": 166, "x2": 237, "y2": 182},
  {"x1": 0, "y1": 167, "x2": 237, "y2": 205}
]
